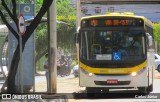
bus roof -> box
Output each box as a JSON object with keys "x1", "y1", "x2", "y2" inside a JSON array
[{"x1": 81, "y1": 12, "x2": 153, "y2": 28}]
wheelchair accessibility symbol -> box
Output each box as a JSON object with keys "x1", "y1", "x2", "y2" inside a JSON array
[{"x1": 113, "y1": 52, "x2": 121, "y2": 60}]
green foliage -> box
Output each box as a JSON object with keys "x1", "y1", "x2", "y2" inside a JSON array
[
  {"x1": 35, "y1": 0, "x2": 76, "y2": 67},
  {"x1": 36, "y1": 0, "x2": 76, "y2": 54},
  {"x1": 153, "y1": 23, "x2": 160, "y2": 41},
  {"x1": 37, "y1": 0, "x2": 43, "y2": 4},
  {"x1": 56, "y1": 0, "x2": 76, "y2": 52}
]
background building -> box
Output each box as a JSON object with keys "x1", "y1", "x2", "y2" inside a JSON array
[{"x1": 81, "y1": 4, "x2": 160, "y2": 23}]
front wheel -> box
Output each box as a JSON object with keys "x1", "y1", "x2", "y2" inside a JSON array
[
  {"x1": 138, "y1": 87, "x2": 147, "y2": 94},
  {"x1": 147, "y1": 84, "x2": 153, "y2": 93},
  {"x1": 86, "y1": 87, "x2": 95, "y2": 98},
  {"x1": 86, "y1": 87, "x2": 103, "y2": 98}
]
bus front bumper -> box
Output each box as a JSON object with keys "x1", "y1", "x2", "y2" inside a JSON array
[{"x1": 79, "y1": 69, "x2": 148, "y2": 89}]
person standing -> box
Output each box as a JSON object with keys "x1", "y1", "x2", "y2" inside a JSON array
[
  {"x1": 57, "y1": 54, "x2": 67, "y2": 76},
  {"x1": 44, "y1": 53, "x2": 49, "y2": 92}
]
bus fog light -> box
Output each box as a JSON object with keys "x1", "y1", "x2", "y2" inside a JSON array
[
  {"x1": 89, "y1": 73, "x2": 93, "y2": 76},
  {"x1": 131, "y1": 72, "x2": 137, "y2": 76}
]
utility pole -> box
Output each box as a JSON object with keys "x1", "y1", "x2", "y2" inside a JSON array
[
  {"x1": 48, "y1": 0, "x2": 57, "y2": 93},
  {"x1": 76, "y1": 0, "x2": 81, "y2": 28}
]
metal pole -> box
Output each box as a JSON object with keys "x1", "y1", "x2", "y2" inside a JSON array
[
  {"x1": 19, "y1": 35, "x2": 23, "y2": 93},
  {"x1": 48, "y1": 0, "x2": 57, "y2": 93},
  {"x1": 18, "y1": 0, "x2": 24, "y2": 93},
  {"x1": 76, "y1": 0, "x2": 81, "y2": 28},
  {"x1": 33, "y1": 0, "x2": 36, "y2": 93}
]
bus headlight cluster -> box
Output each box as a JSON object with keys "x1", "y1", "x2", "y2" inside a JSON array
[
  {"x1": 81, "y1": 67, "x2": 94, "y2": 77},
  {"x1": 89, "y1": 73, "x2": 93, "y2": 76},
  {"x1": 131, "y1": 72, "x2": 137, "y2": 76},
  {"x1": 130, "y1": 67, "x2": 146, "y2": 77}
]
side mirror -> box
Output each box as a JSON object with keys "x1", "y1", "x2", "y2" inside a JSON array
[
  {"x1": 74, "y1": 32, "x2": 79, "y2": 43},
  {"x1": 146, "y1": 33, "x2": 152, "y2": 46}
]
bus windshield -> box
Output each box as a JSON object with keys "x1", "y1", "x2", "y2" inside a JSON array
[{"x1": 80, "y1": 30, "x2": 146, "y2": 61}]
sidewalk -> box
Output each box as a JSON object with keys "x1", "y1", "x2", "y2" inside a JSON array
[
  {"x1": 155, "y1": 71, "x2": 160, "y2": 79},
  {"x1": 34, "y1": 71, "x2": 83, "y2": 101},
  {"x1": 35, "y1": 71, "x2": 83, "y2": 93}
]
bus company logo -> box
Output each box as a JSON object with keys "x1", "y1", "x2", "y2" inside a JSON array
[
  {"x1": 100, "y1": 70, "x2": 108, "y2": 73},
  {"x1": 2, "y1": 94, "x2": 11, "y2": 99}
]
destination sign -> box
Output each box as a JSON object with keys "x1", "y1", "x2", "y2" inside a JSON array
[{"x1": 81, "y1": 18, "x2": 144, "y2": 27}]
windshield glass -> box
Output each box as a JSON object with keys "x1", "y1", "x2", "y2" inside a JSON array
[{"x1": 80, "y1": 30, "x2": 146, "y2": 61}]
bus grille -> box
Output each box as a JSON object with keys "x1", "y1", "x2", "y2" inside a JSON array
[{"x1": 94, "y1": 81, "x2": 130, "y2": 85}]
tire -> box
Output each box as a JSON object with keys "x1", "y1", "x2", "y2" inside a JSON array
[
  {"x1": 66, "y1": 69, "x2": 71, "y2": 76},
  {"x1": 157, "y1": 65, "x2": 160, "y2": 72},
  {"x1": 86, "y1": 87, "x2": 95, "y2": 98},
  {"x1": 138, "y1": 87, "x2": 147, "y2": 94},
  {"x1": 74, "y1": 74, "x2": 78, "y2": 77},
  {"x1": 60, "y1": 74, "x2": 65, "y2": 77},
  {"x1": 147, "y1": 84, "x2": 153, "y2": 93}
]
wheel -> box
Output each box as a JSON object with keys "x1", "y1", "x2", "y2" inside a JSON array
[
  {"x1": 74, "y1": 74, "x2": 78, "y2": 77},
  {"x1": 60, "y1": 74, "x2": 65, "y2": 77},
  {"x1": 86, "y1": 87, "x2": 102, "y2": 98},
  {"x1": 66, "y1": 69, "x2": 71, "y2": 76},
  {"x1": 147, "y1": 84, "x2": 153, "y2": 93},
  {"x1": 157, "y1": 65, "x2": 160, "y2": 72},
  {"x1": 86, "y1": 87, "x2": 95, "y2": 98},
  {"x1": 138, "y1": 87, "x2": 147, "y2": 94}
]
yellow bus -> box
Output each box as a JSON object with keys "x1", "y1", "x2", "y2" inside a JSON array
[{"x1": 76, "y1": 12, "x2": 155, "y2": 97}]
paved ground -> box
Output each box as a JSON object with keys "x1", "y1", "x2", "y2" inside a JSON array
[
  {"x1": 0, "y1": 71, "x2": 160, "y2": 102},
  {"x1": 34, "y1": 70, "x2": 160, "y2": 93},
  {"x1": 33, "y1": 71, "x2": 83, "y2": 93}
]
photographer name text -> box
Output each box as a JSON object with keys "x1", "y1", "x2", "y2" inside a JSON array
[{"x1": 135, "y1": 94, "x2": 158, "y2": 99}]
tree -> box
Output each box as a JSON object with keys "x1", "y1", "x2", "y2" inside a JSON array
[
  {"x1": 56, "y1": 0, "x2": 76, "y2": 54},
  {"x1": 153, "y1": 23, "x2": 160, "y2": 41},
  {"x1": 0, "y1": 0, "x2": 53, "y2": 93},
  {"x1": 35, "y1": 0, "x2": 76, "y2": 70},
  {"x1": 153, "y1": 23, "x2": 160, "y2": 54}
]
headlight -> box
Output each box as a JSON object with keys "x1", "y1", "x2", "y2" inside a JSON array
[
  {"x1": 89, "y1": 73, "x2": 93, "y2": 76},
  {"x1": 131, "y1": 72, "x2": 137, "y2": 76},
  {"x1": 130, "y1": 67, "x2": 146, "y2": 77},
  {"x1": 81, "y1": 67, "x2": 94, "y2": 77}
]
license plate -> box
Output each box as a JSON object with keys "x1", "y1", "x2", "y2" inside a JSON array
[{"x1": 107, "y1": 80, "x2": 118, "y2": 84}]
